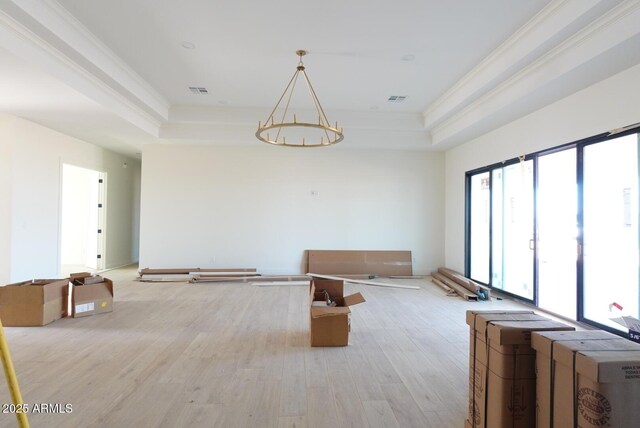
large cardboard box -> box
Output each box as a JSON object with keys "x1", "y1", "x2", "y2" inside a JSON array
[
  {"x1": 465, "y1": 310, "x2": 574, "y2": 428},
  {"x1": 0, "y1": 279, "x2": 69, "y2": 326},
  {"x1": 466, "y1": 311, "x2": 540, "y2": 427},
  {"x1": 531, "y1": 330, "x2": 619, "y2": 428},
  {"x1": 309, "y1": 278, "x2": 365, "y2": 347},
  {"x1": 544, "y1": 337, "x2": 640, "y2": 427},
  {"x1": 71, "y1": 273, "x2": 114, "y2": 318},
  {"x1": 573, "y1": 350, "x2": 640, "y2": 427}
]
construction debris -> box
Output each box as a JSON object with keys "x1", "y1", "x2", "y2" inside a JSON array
[
  {"x1": 191, "y1": 275, "x2": 310, "y2": 284},
  {"x1": 138, "y1": 267, "x2": 258, "y2": 283},
  {"x1": 307, "y1": 273, "x2": 420, "y2": 290},
  {"x1": 431, "y1": 268, "x2": 491, "y2": 301}
]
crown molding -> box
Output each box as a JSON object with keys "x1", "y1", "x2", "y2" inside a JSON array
[
  {"x1": 0, "y1": 1, "x2": 167, "y2": 136},
  {"x1": 163, "y1": 106, "x2": 430, "y2": 149},
  {"x1": 23, "y1": 0, "x2": 170, "y2": 118},
  {"x1": 422, "y1": 0, "x2": 602, "y2": 130},
  {"x1": 430, "y1": 0, "x2": 640, "y2": 147}
]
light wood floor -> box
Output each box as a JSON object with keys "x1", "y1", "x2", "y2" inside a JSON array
[{"x1": 1, "y1": 266, "x2": 529, "y2": 428}]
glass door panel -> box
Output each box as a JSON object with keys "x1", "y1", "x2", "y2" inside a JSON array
[
  {"x1": 583, "y1": 134, "x2": 640, "y2": 331},
  {"x1": 469, "y1": 172, "x2": 491, "y2": 284},
  {"x1": 492, "y1": 160, "x2": 534, "y2": 300},
  {"x1": 537, "y1": 148, "x2": 577, "y2": 319}
]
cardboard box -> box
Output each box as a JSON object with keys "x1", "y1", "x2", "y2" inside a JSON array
[
  {"x1": 0, "y1": 279, "x2": 69, "y2": 326},
  {"x1": 543, "y1": 337, "x2": 640, "y2": 427},
  {"x1": 70, "y1": 273, "x2": 113, "y2": 318},
  {"x1": 531, "y1": 330, "x2": 620, "y2": 428},
  {"x1": 309, "y1": 278, "x2": 364, "y2": 346},
  {"x1": 465, "y1": 311, "x2": 574, "y2": 428},
  {"x1": 466, "y1": 310, "x2": 539, "y2": 426},
  {"x1": 573, "y1": 350, "x2": 640, "y2": 428},
  {"x1": 306, "y1": 250, "x2": 412, "y2": 276}
]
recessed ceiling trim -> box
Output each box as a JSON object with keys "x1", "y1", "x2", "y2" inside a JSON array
[
  {"x1": 0, "y1": 7, "x2": 163, "y2": 136},
  {"x1": 7, "y1": 0, "x2": 170, "y2": 119},
  {"x1": 422, "y1": 0, "x2": 601, "y2": 130},
  {"x1": 430, "y1": 0, "x2": 640, "y2": 147}
]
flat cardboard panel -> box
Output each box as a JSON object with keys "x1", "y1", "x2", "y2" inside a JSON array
[
  {"x1": 0, "y1": 279, "x2": 68, "y2": 326},
  {"x1": 343, "y1": 292, "x2": 365, "y2": 307},
  {"x1": 306, "y1": 250, "x2": 412, "y2": 276},
  {"x1": 72, "y1": 278, "x2": 113, "y2": 318}
]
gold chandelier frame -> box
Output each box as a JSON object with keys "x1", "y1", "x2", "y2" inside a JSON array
[{"x1": 256, "y1": 50, "x2": 343, "y2": 147}]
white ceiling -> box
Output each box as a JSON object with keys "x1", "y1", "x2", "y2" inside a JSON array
[{"x1": 0, "y1": 0, "x2": 639, "y2": 156}]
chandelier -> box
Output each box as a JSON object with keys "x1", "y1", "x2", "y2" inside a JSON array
[{"x1": 256, "y1": 50, "x2": 343, "y2": 147}]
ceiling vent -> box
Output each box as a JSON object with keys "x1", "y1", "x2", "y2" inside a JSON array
[
  {"x1": 387, "y1": 95, "x2": 407, "y2": 103},
  {"x1": 189, "y1": 86, "x2": 209, "y2": 95}
]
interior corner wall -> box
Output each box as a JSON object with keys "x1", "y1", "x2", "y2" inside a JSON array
[
  {"x1": 0, "y1": 114, "x2": 141, "y2": 283},
  {"x1": 139, "y1": 145, "x2": 444, "y2": 275},
  {"x1": 444, "y1": 63, "x2": 640, "y2": 273},
  {"x1": 0, "y1": 134, "x2": 12, "y2": 282}
]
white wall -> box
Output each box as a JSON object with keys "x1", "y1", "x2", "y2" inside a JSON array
[
  {"x1": 0, "y1": 114, "x2": 141, "y2": 283},
  {"x1": 0, "y1": 134, "x2": 12, "y2": 281},
  {"x1": 444, "y1": 63, "x2": 640, "y2": 272},
  {"x1": 140, "y1": 145, "x2": 444, "y2": 274}
]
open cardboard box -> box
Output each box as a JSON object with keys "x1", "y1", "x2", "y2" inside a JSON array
[
  {"x1": 70, "y1": 272, "x2": 114, "y2": 318},
  {"x1": 309, "y1": 278, "x2": 365, "y2": 347},
  {"x1": 0, "y1": 279, "x2": 69, "y2": 326}
]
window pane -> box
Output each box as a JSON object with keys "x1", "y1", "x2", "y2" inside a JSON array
[
  {"x1": 583, "y1": 134, "x2": 640, "y2": 331},
  {"x1": 470, "y1": 172, "x2": 490, "y2": 283},
  {"x1": 492, "y1": 161, "x2": 534, "y2": 300},
  {"x1": 537, "y1": 148, "x2": 577, "y2": 319}
]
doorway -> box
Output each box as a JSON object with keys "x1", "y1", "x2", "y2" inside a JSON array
[{"x1": 60, "y1": 164, "x2": 106, "y2": 276}]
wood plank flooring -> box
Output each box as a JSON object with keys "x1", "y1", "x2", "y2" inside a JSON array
[{"x1": 0, "y1": 266, "x2": 529, "y2": 427}]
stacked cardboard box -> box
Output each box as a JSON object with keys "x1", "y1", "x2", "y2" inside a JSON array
[
  {"x1": 309, "y1": 278, "x2": 365, "y2": 346},
  {"x1": 466, "y1": 310, "x2": 574, "y2": 428},
  {"x1": 0, "y1": 279, "x2": 69, "y2": 326},
  {"x1": 532, "y1": 330, "x2": 640, "y2": 427}
]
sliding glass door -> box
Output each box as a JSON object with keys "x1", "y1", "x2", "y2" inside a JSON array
[
  {"x1": 466, "y1": 128, "x2": 640, "y2": 334},
  {"x1": 582, "y1": 134, "x2": 640, "y2": 330},
  {"x1": 491, "y1": 161, "x2": 534, "y2": 300},
  {"x1": 537, "y1": 148, "x2": 577, "y2": 319},
  {"x1": 469, "y1": 172, "x2": 491, "y2": 284}
]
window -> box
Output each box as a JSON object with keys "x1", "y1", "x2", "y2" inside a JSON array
[{"x1": 465, "y1": 128, "x2": 640, "y2": 336}]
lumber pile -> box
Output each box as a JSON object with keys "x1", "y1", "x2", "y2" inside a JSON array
[
  {"x1": 431, "y1": 267, "x2": 490, "y2": 301},
  {"x1": 138, "y1": 268, "x2": 259, "y2": 283},
  {"x1": 308, "y1": 273, "x2": 420, "y2": 290}
]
